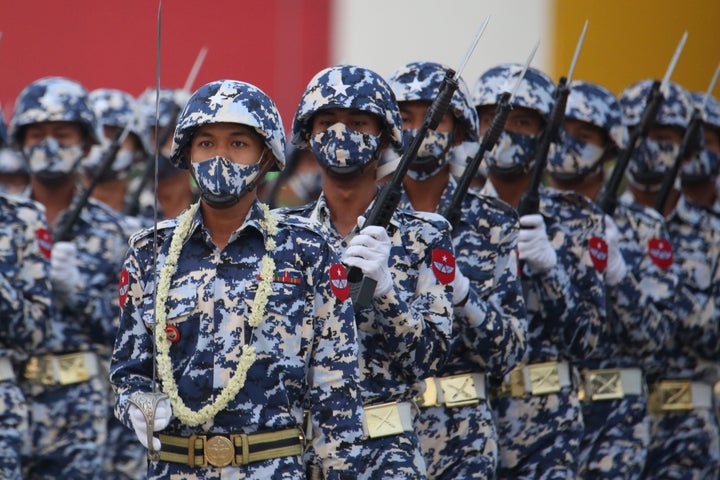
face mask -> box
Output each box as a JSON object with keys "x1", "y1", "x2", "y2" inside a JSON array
[
  {"x1": 83, "y1": 144, "x2": 136, "y2": 180},
  {"x1": 191, "y1": 153, "x2": 265, "y2": 209},
  {"x1": 402, "y1": 129, "x2": 454, "y2": 181},
  {"x1": 547, "y1": 130, "x2": 605, "y2": 180},
  {"x1": 288, "y1": 171, "x2": 322, "y2": 201},
  {"x1": 309, "y1": 123, "x2": 380, "y2": 175},
  {"x1": 628, "y1": 138, "x2": 679, "y2": 183},
  {"x1": 484, "y1": 130, "x2": 538, "y2": 174},
  {"x1": 680, "y1": 149, "x2": 720, "y2": 183},
  {"x1": 23, "y1": 137, "x2": 84, "y2": 181}
]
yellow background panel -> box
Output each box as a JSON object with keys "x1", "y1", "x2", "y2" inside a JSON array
[{"x1": 551, "y1": 0, "x2": 720, "y2": 97}]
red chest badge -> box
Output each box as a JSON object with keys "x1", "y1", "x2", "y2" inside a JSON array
[
  {"x1": 648, "y1": 237, "x2": 673, "y2": 269},
  {"x1": 588, "y1": 236, "x2": 608, "y2": 271},
  {"x1": 431, "y1": 248, "x2": 456, "y2": 285},
  {"x1": 329, "y1": 263, "x2": 349, "y2": 302},
  {"x1": 118, "y1": 269, "x2": 129, "y2": 308},
  {"x1": 36, "y1": 228, "x2": 52, "y2": 259},
  {"x1": 165, "y1": 324, "x2": 180, "y2": 343}
]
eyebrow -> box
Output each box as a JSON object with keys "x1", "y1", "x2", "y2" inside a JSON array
[{"x1": 195, "y1": 129, "x2": 254, "y2": 138}]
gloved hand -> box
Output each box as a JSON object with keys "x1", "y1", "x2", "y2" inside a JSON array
[
  {"x1": 50, "y1": 241, "x2": 81, "y2": 297},
  {"x1": 129, "y1": 397, "x2": 172, "y2": 451},
  {"x1": 518, "y1": 214, "x2": 557, "y2": 274},
  {"x1": 604, "y1": 214, "x2": 627, "y2": 286},
  {"x1": 342, "y1": 217, "x2": 394, "y2": 298},
  {"x1": 452, "y1": 266, "x2": 470, "y2": 306}
]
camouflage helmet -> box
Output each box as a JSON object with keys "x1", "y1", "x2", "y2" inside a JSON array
[
  {"x1": 170, "y1": 79, "x2": 286, "y2": 170},
  {"x1": 387, "y1": 61, "x2": 479, "y2": 142},
  {"x1": 619, "y1": 79, "x2": 692, "y2": 130},
  {"x1": 473, "y1": 64, "x2": 555, "y2": 119},
  {"x1": 693, "y1": 91, "x2": 720, "y2": 132},
  {"x1": 89, "y1": 88, "x2": 147, "y2": 152},
  {"x1": 0, "y1": 108, "x2": 7, "y2": 147},
  {"x1": 137, "y1": 87, "x2": 190, "y2": 152},
  {"x1": 291, "y1": 65, "x2": 403, "y2": 150},
  {"x1": 564, "y1": 80, "x2": 627, "y2": 150},
  {"x1": 9, "y1": 76, "x2": 100, "y2": 147},
  {"x1": 682, "y1": 91, "x2": 720, "y2": 179}
]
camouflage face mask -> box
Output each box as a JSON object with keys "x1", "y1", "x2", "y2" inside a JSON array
[
  {"x1": 23, "y1": 137, "x2": 84, "y2": 181},
  {"x1": 680, "y1": 149, "x2": 719, "y2": 183},
  {"x1": 191, "y1": 152, "x2": 265, "y2": 209},
  {"x1": 628, "y1": 138, "x2": 679, "y2": 183},
  {"x1": 309, "y1": 123, "x2": 380, "y2": 175},
  {"x1": 547, "y1": 130, "x2": 605, "y2": 180},
  {"x1": 484, "y1": 130, "x2": 538, "y2": 174},
  {"x1": 402, "y1": 129, "x2": 454, "y2": 181}
]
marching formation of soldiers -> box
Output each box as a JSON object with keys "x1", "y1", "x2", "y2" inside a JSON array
[{"x1": 1, "y1": 36, "x2": 719, "y2": 480}]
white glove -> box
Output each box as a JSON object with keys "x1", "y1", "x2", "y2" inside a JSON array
[
  {"x1": 452, "y1": 266, "x2": 470, "y2": 306},
  {"x1": 604, "y1": 215, "x2": 627, "y2": 286},
  {"x1": 50, "y1": 241, "x2": 81, "y2": 297},
  {"x1": 342, "y1": 217, "x2": 394, "y2": 298},
  {"x1": 129, "y1": 397, "x2": 172, "y2": 451},
  {"x1": 518, "y1": 214, "x2": 557, "y2": 274}
]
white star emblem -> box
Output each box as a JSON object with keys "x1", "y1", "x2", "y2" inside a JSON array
[
  {"x1": 408, "y1": 78, "x2": 425, "y2": 93},
  {"x1": 328, "y1": 69, "x2": 350, "y2": 96}
]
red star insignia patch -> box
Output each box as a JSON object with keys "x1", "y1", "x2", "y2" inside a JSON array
[
  {"x1": 431, "y1": 248, "x2": 456, "y2": 285},
  {"x1": 648, "y1": 237, "x2": 673, "y2": 269},
  {"x1": 36, "y1": 228, "x2": 52, "y2": 260},
  {"x1": 588, "y1": 236, "x2": 608, "y2": 271},
  {"x1": 329, "y1": 263, "x2": 349, "y2": 302},
  {"x1": 118, "y1": 269, "x2": 129, "y2": 308}
]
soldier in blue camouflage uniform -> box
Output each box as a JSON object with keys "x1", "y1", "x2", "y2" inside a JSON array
[
  {"x1": 279, "y1": 64, "x2": 454, "y2": 480},
  {"x1": 546, "y1": 80, "x2": 681, "y2": 478},
  {"x1": 9, "y1": 76, "x2": 132, "y2": 479},
  {"x1": 84, "y1": 88, "x2": 148, "y2": 479},
  {"x1": 386, "y1": 61, "x2": 527, "y2": 480},
  {"x1": 619, "y1": 80, "x2": 720, "y2": 479},
  {"x1": 0, "y1": 113, "x2": 52, "y2": 480},
  {"x1": 472, "y1": 64, "x2": 607, "y2": 479},
  {"x1": 127, "y1": 88, "x2": 196, "y2": 220},
  {"x1": 110, "y1": 79, "x2": 363, "y2": 480}
]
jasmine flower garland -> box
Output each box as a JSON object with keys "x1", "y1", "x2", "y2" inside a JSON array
[{"x1": 155, "y1": 202, "x2": 278, "y2": 427}]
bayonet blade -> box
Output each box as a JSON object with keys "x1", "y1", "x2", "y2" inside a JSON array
[
  {"x1": 660, "y1": 31, "x2": 688, "y2": 95},
  {"x1": 183, "y1": 46, "x2": 208, "y2": 93},
  {"x1": 566, "y1": 19, "x2": 588, "y2": 84},
  {"x1": 509, "y1": 40, "x2": 540, "y2": 104},
  {"x1": 454, "y1": 15, "x2": 490, "y2": 80},
  {"x1": 700, "y1": 62, "x2": 720, "y2": 113}
]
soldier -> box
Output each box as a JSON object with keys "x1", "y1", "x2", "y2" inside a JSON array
[
  {"x1": 84, "y1": 88, "x2": 147, "y2": 215},
  {"x1": 279, "y1": 64, "x2": 454, "y2": 480},
  {"x1": 387, "y1": 61, "x2": 527, "y2": 479},
  {"x1": 9, "y1": 76, "x2": 130, "y2": 479},
  {"x1": 126, "y1": 88, "x2": 196, "y2": 220},
  {"x1": 264, "y1": 145, "x2": 322, "y2": 209},
  {"x1": 0, "y1": 112, "x2": 52, "y2": 480},
  {"x1": 618, "y1": 80, "x2": 720, "y2": 479},
  {"x1": 110, "y1": 79, "x2": 363, "y2": 480},
  {"x1": 545, "y1": 80, "x2": 679, "y2": 478},
  {"x1": 472, "y1": 64, "x2": 607, "y2": 479}
]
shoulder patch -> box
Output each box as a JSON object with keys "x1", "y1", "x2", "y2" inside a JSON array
[
  {"x1": 648, "y1": 237, "x2": 673, "y2": 269},
  {"x1": 329, "y1": 263, "x2": 350, "y2": 301},
  {"x1": 36, "y1": 228, "x2": 52, "y2": 259},
  {"x1": 431, "y1": 248, "x2": 456, "y2": 284},
  {"x1": 588, "y1": 236, "x2": 608, "y2": 271}
]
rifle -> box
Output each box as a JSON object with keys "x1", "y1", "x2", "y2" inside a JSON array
[
  {"x1": 517, "y1": 20, "x2": 588, "y2": 217},
  {"x1": 596, "y1": 31, "x2": 688, "y2": 215},
  {"x1": 347, "y1": 17, "x2": 489, "y2": 308},
  {"x1": 53, "y1": 125, "x2": 132, "y2": 242},
  {"x1": 123, "y1": 46, "x2": 208, "y2": 216},
  {"x1": 441, "y1": 40, "x2": 540, "y2": 229},
  {"x1": 654, "y1": 62, "x2": 720, "y2": 214}
]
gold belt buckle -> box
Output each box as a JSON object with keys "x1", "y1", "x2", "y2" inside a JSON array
[
  {"x1": 509, "y1": 367, "x2": 526, "y2": 397},
  {"x1": 416, "y1": 378, "x2": 440, "y2": 407},
  {"x1": 57, "y1": 353, "x2": 90, "y2": 385},
  {"x1": 204, "y1": 435, "x2": 235, "y2": 467},
  {"x1": 365, "y1": 402, "x2": 403, "y2": 439},
  {"x1": 528, "y1": 362, "x2": 561, "y2": 395},
  {"x1": 587, "y1": 369, "x2": 623, "y2": 401},
  {"x1": 439, "y1": 374, "x2": 479, "y2": 408},
  {"x1": 655, "y1": 380, "x2": 693, "y2": 411}
]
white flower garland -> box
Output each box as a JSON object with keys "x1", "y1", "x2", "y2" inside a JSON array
[{"x1": 155, "y1": 202, "x2": 278, "y2": 427}]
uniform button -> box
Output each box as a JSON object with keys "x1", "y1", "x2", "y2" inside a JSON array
[{"x1": 165, "y1": 325, "x2": 180, "y2": 343}]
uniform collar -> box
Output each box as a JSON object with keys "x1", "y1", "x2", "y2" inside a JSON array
[
  {"x1": 186, "y1": 200, "x2": 272, "y2": 245},
  {"x1": 310, "y1": 189, "x2": 402, "y2": 235}
]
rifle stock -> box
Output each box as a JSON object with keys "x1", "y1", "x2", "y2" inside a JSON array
[
  {"x1": 517, "y1": 76, "x2": 569, "y2": 217},
  {"x1": 596, "y1": 80, "x2": 663, "y2": 215},
  {"x1": 440, "y1": 91, "x2": 512, "y2": 229},
  {"x1": 347, "y1": 69, "x2": 459, "y2": 308}
]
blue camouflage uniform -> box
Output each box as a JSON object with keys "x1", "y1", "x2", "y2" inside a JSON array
[
  {"x1": 9, "y1": 76, "x2": 130, "y2": 479},
  {"x1": 286, "y1": 64, "x2": 455, "y2": 480},
  {"x1": 619, "y1": 80, "x2": 720, "y2": 479},
  {"x1": 546, "y1": 80, "x2": 679, "y2": 478},
  {"x1": 111, "y1": 79, "x2": 364, "y2": 480},
  {"x1": 388, "y1": 61, "x2": 527, "y2": 480},
  {"x1": 474, "y1": 64, "x2": 607, "y2": 479},
  {"x1": 0, "y1": 193, "x2": 52, "y2": 480}
]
